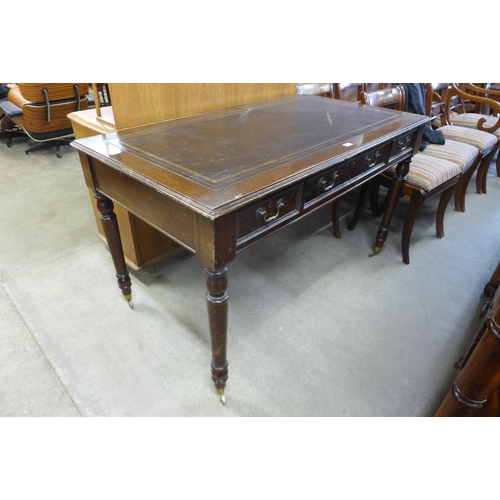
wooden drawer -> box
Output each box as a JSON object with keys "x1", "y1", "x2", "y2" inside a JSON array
[
  {"x1": 389, "y1": 131, "x2": 415, "y2": 159},
  {"x1": 236, "y1": 186, "x2": 302, "y2": 246},
  {"x1": 304, "y1": 143, "x2": 389, "y2": 206}
]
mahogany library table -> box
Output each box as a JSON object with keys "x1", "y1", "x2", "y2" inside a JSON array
[{"x1": 72, "y1": 95, "x2": 428, "y2": 404}]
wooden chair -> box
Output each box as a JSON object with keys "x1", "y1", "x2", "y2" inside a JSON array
[
  {"x1": 350, "y1": 85, "x2": 463, "y2": 264},
  {"x1": 296, "y1": 83, "x2": 334, "y2": 97},
  {"x1": 484, "y1": 83, "x2": 500, "y2": 115},
  {"x1": 365, "y1": 83, "x2": 393, "y2": 92},
  {"x1": 450, "y1": 83, "x2": 500, "y2": 193},
  {"x1": 0, "y1": 83, "x2": 89, "y2": 158},
  {"x1": 333, "y1": 83, "x2": 366, "y2": 101},
  {"x1": 425, "y1": 83, "x2": 500, "y2": 202},
  {"x1": 399, "y1": 83, "x2": 483, "y2": 214},
  {"x1": 333, "y1": 84, "x2": 390, "y2": 101}
]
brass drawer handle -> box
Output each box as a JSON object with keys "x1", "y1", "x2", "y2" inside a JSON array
[
  {"x1": 365, "y1": 151, "x2": 381, "y2": 168},
  {"x1": 256, "y1": 199, "x2": 284, "y2": 223},
  {"x1": 396, "y1": 137, "x2": 411, "y2": 150},
  {"x1": 318, "y1": 171, "x2": 339, "y2": 191}
]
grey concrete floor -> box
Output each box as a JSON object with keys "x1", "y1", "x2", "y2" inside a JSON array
[{"x1": 1, "y1": 134, "x2": 499, "y2": 417}]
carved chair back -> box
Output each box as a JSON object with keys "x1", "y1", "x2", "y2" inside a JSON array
[
  {"x1": 365, "y1": 83, "x2": 393, "y2": 92},
  {"x1": 360, "y1": 85, "x2": 406, "y2": 111},
  {"x1": 425, "y1": 83, "x2": 457, "y2": 126},
  {"x1": 295, "y1": 83, "x2": 334, "y2": 97},
  {"x1": 333, "y1": 83, "x2": 366, "y2": 101}
]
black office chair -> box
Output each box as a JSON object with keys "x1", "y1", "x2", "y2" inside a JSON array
[{"x1": 0, "y1": 98, "x2": 26, "y2": 146}]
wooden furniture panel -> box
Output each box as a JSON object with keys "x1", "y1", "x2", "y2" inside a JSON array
[{"x1": 108, "y1": 83, "x2": 298, "y2": 129}]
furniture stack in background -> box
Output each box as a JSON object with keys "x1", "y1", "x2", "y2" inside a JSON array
[{"x1": 0, "y1": 84, "x2": 89, "y2": 158}]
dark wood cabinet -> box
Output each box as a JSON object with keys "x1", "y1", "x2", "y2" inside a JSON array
[{"x1": 435, "y1": 261, "x2": 500, "y2": 417}]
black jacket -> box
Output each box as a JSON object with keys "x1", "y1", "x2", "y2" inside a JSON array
[
  {"x1": 400, "y1": 83, "x2": 445, "y2": 151},
  {"x1": 0, "y1": 84, "x2": 11, "y2": 99}
]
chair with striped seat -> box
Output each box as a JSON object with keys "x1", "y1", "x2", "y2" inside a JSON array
[
  {"x1": 418, "y1": 131, "x2": 481, "y2": 212},
  {"x1": 484, "y1": 83, "x2": 500, "y2": 115},
  {"x1": 426, "y1": 83, "x2": 500, "y2": 202},
  {"x1": 371, "y1": 143, "x2": 462, "y2": 265},
  {"x1": 333, "y1": 83, "x2": 367, "y2": 101},
  {"x1": 352, "y1": 85, "x2": 463, "y2": 264},
  {"x1": 447, "y1": 83, "x2": 500, "y2": 193}
]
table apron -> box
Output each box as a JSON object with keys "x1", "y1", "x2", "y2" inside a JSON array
[{"x1": 82, "y1": 127, "x2": 417, "y2": 269}]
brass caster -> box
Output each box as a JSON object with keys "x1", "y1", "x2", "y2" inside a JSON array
[
  {"x1": 217, "y1": 389, "x2": 226, "y2": 406},
  {"x1": 368, "y1": 246, "x2": 381, "y2": 257},
  {"x1": 124, "y1": 294, "x2": 134, "y2": 309}
]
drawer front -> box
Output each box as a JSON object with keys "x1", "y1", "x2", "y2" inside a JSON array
[
  {"x1": 389, "y1": 130, "x2": 416, "y2": 159},
  {"x1": 236, "y1": 186, "x2": 301, "y2": 246},
  {"x1": 304, "y1": 143, "x2": 389, "y2": 206}
]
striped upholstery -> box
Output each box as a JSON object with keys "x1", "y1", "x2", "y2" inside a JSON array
[
  {"x1": 451, "y1": 113, "x2": 500, "y2": 138},
  {"x1": 439, "y1": 125, "x2": 497, "y2": 152},
  {"x1": 387, "y1": 154, "x2": 461, "y2": 192},
  {"x1": 431, "y1": 117, "x2": 442, "y2": 128},
  {"x1": 420, "y1": 139, "x2": 478, "y2": 170}
]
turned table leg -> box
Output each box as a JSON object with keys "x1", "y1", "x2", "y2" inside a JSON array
[
  {"x1": 435, "y1": 305, "x2": 500, "y2": 417},
  {"x1": 205, "y1": 266, "x2": 229, "y2": 405},
  {"x1": 484, "y1": 262, "x2": 500, "y2": 298},
  {"x1": 371, "y1": 158, "x2": 411, "y2": 256},
  {"x1": 94, "y1": 192, "x2": 133, "y2": 308}
]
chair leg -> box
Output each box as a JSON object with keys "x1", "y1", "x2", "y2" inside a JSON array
[
  {"x1": 475, "y1": 146, "x2": 497, "y2": 195},
  {"x1": 369, "y1": 176, "x2": 385, "y2": 217},
  {"x1": 347, "y1": 182, "x2": 370, "y2": 231},
  {"x1": 0, "y1": 128, "x2": 26, "y2": 148},
  {"x1": 452, "y1": 155, "x2": 480, "y2": 212},
  {"x1": 56, "y1": 138, "x2": 73, "y2": 158},
  {"x1": 25, "y1": 138, "x2": 73, "y2": 158},
  {"x1": 436, "y1": 180, "x2": 459, "y2": 238},
  {"x1": 454, "y1": 158, "x2": 479, "y2": 213},
  {"x1": 25, "y1": 142, "x2": 53, "y2": 155},
  {"x1": 331, "y1": 199, "x2": 341, "y2": 239},
  {"x1": 402, "y1": 189, "x2": 426, "y2": 265}
]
